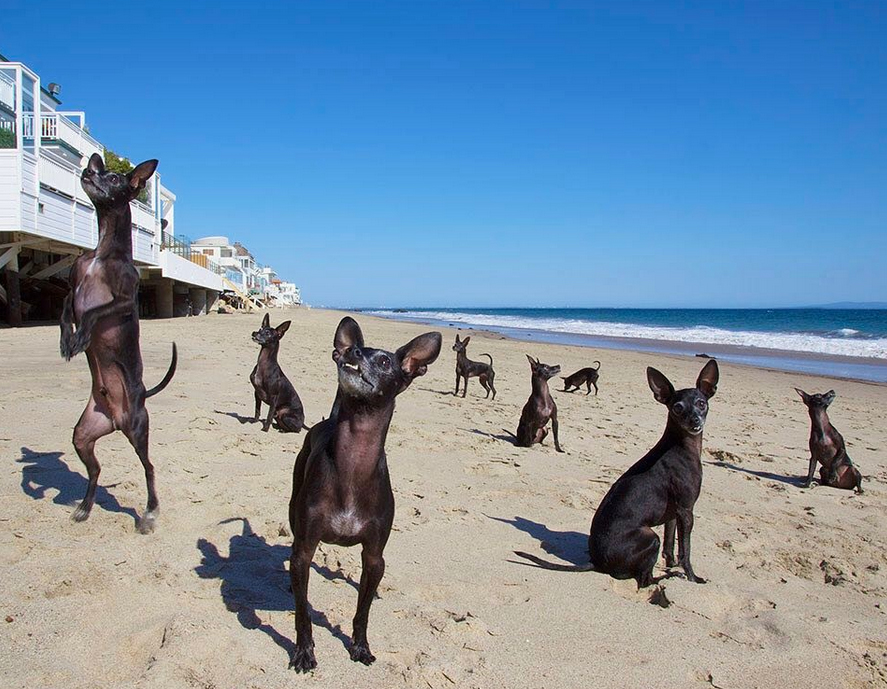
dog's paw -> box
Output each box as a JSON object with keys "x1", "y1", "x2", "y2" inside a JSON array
[
  {"x1": 289, "y1": 646, "x2": 317, "y2": 673},
  {"x1": 349, "y1": 641, "x2": 376, "y2": 666},
  {"x1": 689, "y1": 574, "x2": 707, "y2": 584},
  {"x1": 663, "y1": 556, "x2": 678, "y2": 568},
  {"x1": 137, "y1": 510, "x2": 158, "y2": 534},
  {"x1": 71, "y1": 503, "x2": 91, "y2": 522},
  {"x1": 261, "y1": 424, "x2": 270, "y2": 432}
]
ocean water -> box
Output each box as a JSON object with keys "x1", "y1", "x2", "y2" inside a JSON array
[{"x1": 362, "y1": 307, "x2": 887, "y2": 383}]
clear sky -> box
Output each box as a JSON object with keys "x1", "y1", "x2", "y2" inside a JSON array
[{"x1": 3, "y1": 1, "x2": 885, "y2": 308}]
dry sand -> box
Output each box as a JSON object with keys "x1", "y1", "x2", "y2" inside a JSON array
[{"x1": 1, "y1": 307, "x2": 885, "y2": 688}]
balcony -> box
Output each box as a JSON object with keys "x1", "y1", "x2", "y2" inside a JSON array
[
  {"x1": 22, "y1": 112, "x2": 103, "y2": 161},
  {"x1": 0, "y1": 71, "x2": 13, "y2": 113}
]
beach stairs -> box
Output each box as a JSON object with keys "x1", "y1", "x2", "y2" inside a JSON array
[{"x1": 221, "y1": 277, "x2": 266, "y2": 312}]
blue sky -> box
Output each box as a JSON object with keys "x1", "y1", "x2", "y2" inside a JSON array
[{"x1": 3, "y1": 1, "x2": 885, "y2": 308}]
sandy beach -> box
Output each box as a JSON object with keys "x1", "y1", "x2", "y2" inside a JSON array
[{"x1": 1, "y1": 307, "x2": 885, "y2": 689}]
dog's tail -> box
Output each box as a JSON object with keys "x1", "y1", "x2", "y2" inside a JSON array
[
  {"x1": 512, "y1": 551, "x2": 596, "y2": 572},
  {"x1": 146, "y1": 343, "x2": 178, "y2": 398},
  {"x1": 501, "y1": 428, "x2": 517, "y2": 441},
  {"x1": 592, "y1": 360, "x2": 601, "y2": 370},
  {"x1": 481, "y1": 353, "x2": 493, "y2": 367}
]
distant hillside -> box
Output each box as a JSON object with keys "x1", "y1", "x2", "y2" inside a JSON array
[{"x1": 811, "y1": 302, "x2": 887, "y2": 310}]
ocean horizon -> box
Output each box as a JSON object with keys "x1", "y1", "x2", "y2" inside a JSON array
[{"x1": 359, "y1": 307, "x2": 887, "y2": 383}]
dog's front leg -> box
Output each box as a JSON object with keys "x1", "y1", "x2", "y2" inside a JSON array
[
  {"x1": 551, "y1": 411, "x2": 564, "y2": 453},
  {"x1": 454, "y1": 371, "x2": 461, "y2": 396},
  {"x1": 289, "y1": 538, "x2": 319, "y2": 672},
  {"x1": 253, "y1": 391, "x2": 262, "y2": 422},
  {"x1": 262, "y1": 399, "x2": 277, "y2": 432},
  {"x1": 350, "y1": 543, "x2": 385, "y2": 665},
  {"x1": 803, "y1": 454, "x2": 818, "y2": 488},
  {"x1": 662, "y1": 519, "x2": 677, "y2": 567},
  {"x1": 67, "y1": 295, "x2": 136, "y2": 359},
  {"x1": 676, "y1": 508, "x2": 705, "y2": 584}
]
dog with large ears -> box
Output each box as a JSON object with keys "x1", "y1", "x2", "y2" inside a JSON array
[
  {"x1": 586, "y1": 360, "x2": 719, "y2": 588},
  {"x1": 514, "y1": 355, "x2": 563, "y2": 452},
  {"x1": 250, "y1": 312, "x2": 306, "y2": 432},
  {"x1": 59, "y1": 152, "x2": 176, "y2": 533},
  {"x1": 287, "y1": 317, "x2": 441, "y2": 672},
  {"x1": 795, "y1": 388, "x2": 863, "y2": 492}
]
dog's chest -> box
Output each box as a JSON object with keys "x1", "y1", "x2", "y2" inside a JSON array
[{"x1": 329, "y1": 507, "x2": 366, "y2": 538}]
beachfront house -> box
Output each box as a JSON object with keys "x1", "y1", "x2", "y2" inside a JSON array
[{"x1": 0, "y1": 53, "x2": 224, "y2": 324}]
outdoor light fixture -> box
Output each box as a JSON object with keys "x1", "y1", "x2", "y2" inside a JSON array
[{"x1": 47, "y1": 83, "x2": 61, "y2": 96}]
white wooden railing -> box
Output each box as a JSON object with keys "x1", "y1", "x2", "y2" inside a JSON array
[
  {"x1": 22, "y1": 112, "x2": 104, "y2": 161},
  {"x1": 0, "y1": 72, "x2": 14, "y2": 112}
]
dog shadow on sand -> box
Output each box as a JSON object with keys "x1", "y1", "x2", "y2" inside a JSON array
[
  {"x1": 487, "y1": 515, "x2": 589, "y2": 566},
  {"x1": 213, "y1": 410, "x2": 260, "y2": 425},
  {"x1": 708, "y1": 460, "x2": 805, "y2": 487},
  {"x1": 16, "y1": 446, "x2": 139, "y2": 524},
  {"x1": 195, "y1": 517, "x2": 358, "y2": 657}
]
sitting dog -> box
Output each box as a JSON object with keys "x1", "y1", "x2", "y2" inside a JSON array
[
  {"x1": 513, "y1": 355, "x2": 563, "y2": 452},
  {"x1": 452, "y1": 334, "x2": 496, "y2": 399},
  {"x1": 795, "y1": 388, "x2": 863, "y2": 492},
  {"x1": 561, "y1": 362, "x2": 601, "y2": 395},
  {"x1": 588, "y1": 360, "x2": 718, "y2": 587},
  {"x1": 287, "y1": 317, "x2": 441, "y2": 671},
  {"x1": 250, "y1": 313, "x2": 306, "y2": 432},
  {"x1": 59, "y1": 153, "x2": 176, "y2": 533}
]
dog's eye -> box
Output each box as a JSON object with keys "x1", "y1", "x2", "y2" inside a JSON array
[
  {"x1": 673, "y1": 402, "x2": 685, "y2": 413},
  {"x1": 379, "y1": 356, "x2": 391, "y2": 370},
  {"x1": 696, "y1": 400, "x2": 706, "y2": 410}
]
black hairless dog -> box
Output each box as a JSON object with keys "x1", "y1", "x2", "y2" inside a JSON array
[
  {"x1": 795, "y1": 388, "x2": 863, "y2": 492},
  {"x1": 250, "y1": 313, "x2": 306, "y2": 432},
  {"x1": 59, "y1": 153, "x2": 176, "y2": 533},
  {"x1": 452, "y1": 334, "x2": 496, "y2": 399},
  {"x1": 512, "y1": 355, "x2": 563, "y2": 452},
  {"x1": 561, "y1": 361, "x2": 601, "y2": 396},
  {"x1": 287, "y1": 317, "x2": 441, "y2": 672},
  {"x1": 516, "y1": 360, "x2": 718, "y2": 587}
]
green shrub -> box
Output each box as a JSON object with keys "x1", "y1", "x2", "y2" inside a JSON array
[
  {"x1": 104, "y1": 148, "x2": 150, "y2": 203},
  {"x1": 0, "y1": 126, "x2": 15, "y2": 148}
]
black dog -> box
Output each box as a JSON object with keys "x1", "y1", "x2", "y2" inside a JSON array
[
  {"x1": 795, "y1": 388, "x2": 863, "y2": 492},
  {"x1": 287, "y1": 317, "x2": 441, "y2": 671},
  {"x1": 250, "y1": 313, "x2": 306, "y2": 432},
  {"x1": 452, "y1": 334, "x2": 496, "y2": 399},
  {"x1": 516, "y1": 361, "x2": 718, "y2": 584},
  {"x1": 59, "y1": 153, "x2": 176, "y2": 533},
  {"x1": 561, "y1": 362, "x2": 601, "y2": 396},
  {"x1": 513, "y1": 355, "x2": 563, "y2": 452}
]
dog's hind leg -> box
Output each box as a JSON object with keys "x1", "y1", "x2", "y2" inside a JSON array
[
  {"x1": 488, "y1": 374, "x2": 497, "y2": 400},
  {"x1": 592, "y1": 381, "x2": 599, "y2": 396},
  {"x1": 479, "y1": 375, "x2": 491, "y2": 399},
  {"x1": 71, "y1": 398, "x2": 115, "y2": 522},
  {"x1": 262, "y1": 400, "x2": 278, "y2": 432},
  {"x1": 350, "y1": 541, "x2": 386, "y2": 665},
  {"x1": 123, "y1": 407, "x2": 159, "y2": 534},
  {"x1": 632, "y1": 527, "x2": 661, "y2": 589}
]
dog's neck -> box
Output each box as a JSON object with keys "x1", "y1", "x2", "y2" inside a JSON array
[
  {"x1": 95, "y1": 203, "x2": 133, "y2": 259},
  {"x1": 258, "y1": 341, "x2": 280, "y2": 366},
  {"x1": 331, "y1": 392, "x2": 395, "y2": 479},
  {"x1": 531, "y1": 375, "x2": 551, "y2": 398},
  {"x1": 807, "y1": 406, "x2": 830, "y2": 431},
  {"x1": 456, "y1": 349, "x2": 467, "y2": 364},
  {"x1": 661, "y1": 417, "x2": 703, "y2": 457}
]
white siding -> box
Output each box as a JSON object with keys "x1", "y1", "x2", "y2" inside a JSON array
[
  {"x1": 37, "y1": 189, "x2": 73, "y2": 242},
  {"x1": 0, "y1": 152, "x2": 20, "y2": 230}
]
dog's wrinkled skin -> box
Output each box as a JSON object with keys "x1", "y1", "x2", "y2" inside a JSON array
[
  {"x1": 561, "y1": 362, "x2": 601, "y2": 396},
  {"x1": 795, "y1": 388, "x2": 863, "y2": 492},
  {"x1": 59, "y1": 153, "x2": 176, "y2": 533},
  {"x1": 287, "y1": 317, "x2": 441, "y2": 672},
  {"x1": 250, "y1": 313, "x2": 306, "y2": 432},
  {"x1": 515, "y1": 355, "x2": 563, "y2": 452},
  {"x1": 452, "y1": 334, "x2": 497, "y2": 399},
  {"x1": 588, "y1": 360, "x2": 719, "y2": 588}
]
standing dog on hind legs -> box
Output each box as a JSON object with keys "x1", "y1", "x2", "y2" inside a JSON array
[
  {"x1": 288, "y1": 317, "x2": 441, "y2": 671},
  {"x1": 59, "y1": 153, "x2": 177, "y2": 534},
  {"x1": 452, "y1": 334, "x2": 497, "y2": 399}
]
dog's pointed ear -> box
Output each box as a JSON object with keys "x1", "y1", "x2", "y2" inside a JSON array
[
  {"x1": 647, "y1": 367, "x2": 674, "y2": 404},
  {"x1": 333, "y1": 317, "x2": 364, "y2": 362},
  {"x1": 261, "y1": 312, "x2": 270, "y2": 328},
  {"x1": 526, "y1": 354, "x2": 537, "y2": 369},
  {"x1": 462, "y1": 336, "x2": 470, "y2": 346},
  {"x1": 397, "y1": 332, "x2": 442, "y2": 380},
  {"x1": 696, "y1": 359, "x2": 719, "y2": 399},
  {"x1": 128, "y1": 159, "x2": 158, "y2": 190},
  {"x1": 87, "y1": 153, "x2": 105, "y2": 174},
  {"x1": 823, "y1": 389, "x2": 836, "y2": 406},
  {"x1": 794, "y1": 388, "x2": 810, "y2": 403},
  {"x1": 276, "y1": 320, "x2": 291, "y2": 338},
  {"x1": 455, "y1": 334, "x2": 461, "y2": 343}
]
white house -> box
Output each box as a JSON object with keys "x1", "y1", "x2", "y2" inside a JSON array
[{"x1": 0, "y1": 53, "x2": 223, "y2": 324}]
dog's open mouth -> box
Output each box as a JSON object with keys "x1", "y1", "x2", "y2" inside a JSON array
[{"x1": 343, "y1": 361, "x2": 360, "y2": 374}]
